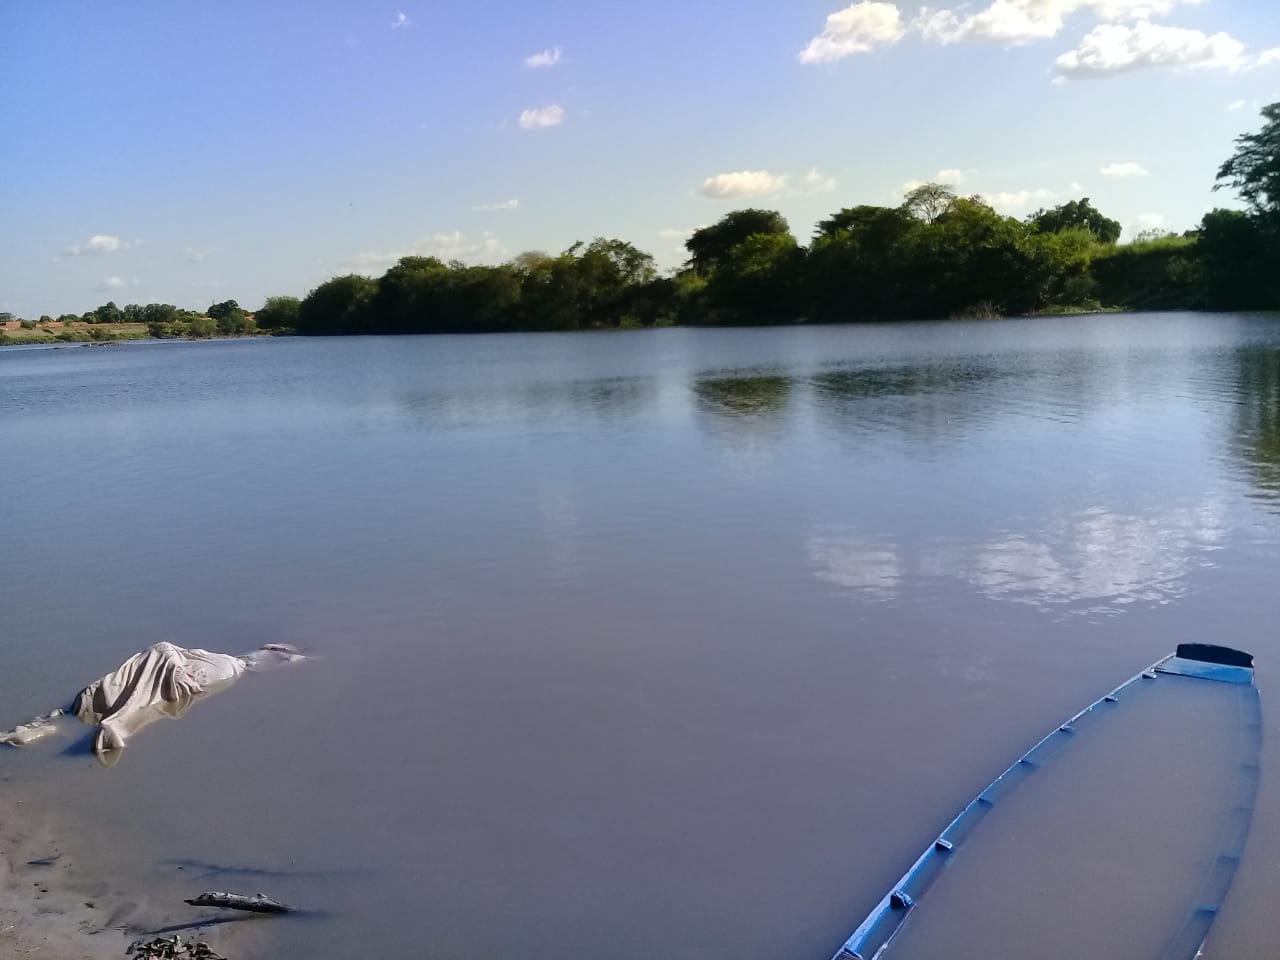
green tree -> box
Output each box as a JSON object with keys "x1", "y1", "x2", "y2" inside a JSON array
[
  {"x1": 1030, "y1": 198, "x2": 1122, "y2": 244},
  {"x1": 685, "y1": 210, "x2": 791, "y2": 275},
  {"x1": 1215, "y1": 103, "x2": 1280, "y2": 221},
  {"x1": 1091, "y1": 234, "x2": 1202, "y2": 309},
  {"x1": 510, "y1": 251, "x2": 553, "y2": 274},
  {"x1": 815, "y1": 204, "x2": 915, "y2": 241},
  {"x1": 700, "y1": 231, "x2": 804, "y2": 325},
  {"x1": 569, "y1": 238, "x2": 659, "y2": 325},
  {"x1": 902, "y1": 197, "x2": 1044, "y2": 316},
  {"x1": 518, "y1": 251, "x2": 591, "y2": 331},
  {"x1": 255, "y1": 295, "x2": 301, "y2": 330},
  {"x1": 443, "y1": 264, "x2": 523, "y2": 332},
  {"x1": 369, "y1": 256, "x2": 453, "y2": 333},
  {"x1": 205, "y1": 299, "x2": 253, "y2": 335},
  {"x1": 95, "y1": 301, "x2": 124, "y2": 324},
  {"x1": 901, "y1": 183, "x2": 957, "y2": 224},
  {"x1": 140, "y1": 302, "x2": 179, "y2": 326},
  {"x1": 807, "y1": 205, "x2": 919, "y2": 321},
  {"x1": 1027, "y1": 227, "x2": 1100, "y2": 307},
  {"x1": 206, "y1": 299, "x2": 242, "y2": 321},
  {"x1": 186, "y1": 315, "x2": 217, "y2": 337},
  {"x1": 297, "y1": 275, "x2": 377, "y2": 335},
  {"x1": 1196, "y1": 208, "x2": 1278, "y2": 309}
]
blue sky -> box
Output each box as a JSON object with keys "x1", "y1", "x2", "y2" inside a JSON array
[{"x1": 2, "y1": 0, "x2": 1277, "y2": 316}]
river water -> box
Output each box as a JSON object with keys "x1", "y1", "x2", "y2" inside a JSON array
[{"x1": 2, "y1": 312, "x2": 1279, "y2": 958}]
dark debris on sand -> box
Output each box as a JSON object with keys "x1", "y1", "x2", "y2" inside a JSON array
[{"x1": 127, "y1": 935, "x2": 226, "y2": 960}]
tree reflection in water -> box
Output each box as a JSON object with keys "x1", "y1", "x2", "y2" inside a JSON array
[
  {"x1": 692, "y1": 373, "x2": 793, "y2": 459},
  {"x1": 1232, "y1": 347, "x2": 1280, "y2": 506},
  {"x1": 809, "y1": 363, "x2": 1005, "y2": 450},
  {"x1": 395, "y1": 375, "x2": 657, "y2": 429},
  {"x1": 694, "y1": 373, "x2": 791, "y2": 418}
]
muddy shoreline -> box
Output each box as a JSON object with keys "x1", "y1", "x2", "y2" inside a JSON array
[
  {"x1": 0, "y1": 774, "x2": 263, "y2": 960},
  {"x1": 0, "y1": 777, "x2": 130, "y2": 959}
]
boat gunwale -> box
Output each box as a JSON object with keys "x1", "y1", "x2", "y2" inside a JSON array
[{"x1": 829, "y1": 647, "x2": 1258, "y2": 960}]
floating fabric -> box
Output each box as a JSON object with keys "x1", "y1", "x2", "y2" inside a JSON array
[{"x1": 2, "y1": 642, "x2": 303, "y2": 764}]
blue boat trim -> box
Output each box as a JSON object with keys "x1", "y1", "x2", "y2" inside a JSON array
[
  {"x1": 1157, "y1": 681, "x2": 1261, "y2": 960},
  {"x1": 1155, "y1": 657, "x2": 1253, "y2": 685},
  {"x1": 828, "y1": 646, "x2": 1258, "y2": 960}
]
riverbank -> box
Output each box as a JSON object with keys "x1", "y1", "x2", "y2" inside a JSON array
[
  {"x1": 0, "y1": 322, "x2": 150, "y2": 345},
  {"x1": 0, "y1": 779, "x2": 130, "y2": 960},
  {"x1": 0, "y1": 322, "x2": 284, "y2": 347},
  {"x1": 0, "y1": 770, "x2": 266, "y2": 960}
]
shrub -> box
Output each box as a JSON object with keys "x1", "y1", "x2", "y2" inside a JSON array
[{"x1": 186, "y1": 316, "x2": 217, "y2": 337}]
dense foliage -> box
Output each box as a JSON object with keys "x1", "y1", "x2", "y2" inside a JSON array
[
  {"x1": 7, "y1": 104, "x2": 1276, "y2": 341},
  {"x1": 280, "y1": 103, "x2": 1275, "y2": 334}
]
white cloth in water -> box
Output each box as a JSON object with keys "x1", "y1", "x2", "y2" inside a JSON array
[
  {"x1": 2, "y1": 642, "x2": 303, "y2": 762},
  {"x1": 0, "y1": 708, "x2": 67, "y2": 747},
  {"x1": 73, "y1": 642, "x2": 249, "y2": 756}
]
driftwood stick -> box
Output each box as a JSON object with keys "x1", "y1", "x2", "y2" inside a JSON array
[{"x1": 183, "y1": 891, "x2": 292, "y2": 914}]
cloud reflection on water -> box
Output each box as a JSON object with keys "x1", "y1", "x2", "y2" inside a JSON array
[
  {"x1": 809, "y1": 499, "x2": 1228, "y2": 615},
  {"x1": 968, "y1": 503, "x2": 1226, "y2": 613},
  {"x1": 807, "y1": 535, "x2": 902, "y2": 601}
]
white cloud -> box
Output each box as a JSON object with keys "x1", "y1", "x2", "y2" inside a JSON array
[
  {"x1": 391, "y1": 11, "x2": 409, "y2": 29},
  {"x1": 1226, "y1": 98, "x2": 1248, "y2": 111},
  {"x1": 1090, "y1": 0, "x2": 1197, "y2": 18},
  {"x1": 341, "y1": 232, "x2": 505, "y2": 276},
  {"x1": 183, "y1": 246, "x2": 216, "y2": 262},
  {"x1": 97, "y1": 276, "x2": 133, "y2": 292},
  {"x1": 913, "y1": 0, "x2": 1203, "y2": 46},
  {"x1": 983, "y1": 187, "x2": 1059, "y2": 214},
  {"x1": 525, "y1": 47, "x2": 562, "y2": 68},
  {"x1": 519, "y1": 104, "x2": 565, "y2": 129},
  {"x1": 65, "y1": 235, "x2": 135, "y2": 256},
  {"x1": 898, "y1": 167, "x2": 973, "y2": 197},
  {"x1": 1134, "y1": 212, "x2": 1166, "y2": 231},
  {"x1": 473, "y1": 199, "x2": 520, "y2": 212},
  {"x1": 803, "y1": 1, "x2": 1262, "y2": 80},
  {"x1": 805, "y1": 168, "x2": 838, "y2": 193},
  {"x1": 914, "y1": 2, "x2": 1061, "y2": 45},
  {"x1": 699, "y1": 170, "x2": 789, "y2": 199},
  {"x1": 1055, "y1": 21, "x2": 1246, "y2": 77},
  {"x1": 935, "y1": 167, "x2": 973, "y2": 185},
  {"x1": 658, "y1": 228, "x2": 696, "y2": 239},
  {"x1": 1100, "y1": 161, "x2": 1148, "y2": 177},
  {"x1": 799, "y1": 2, "x2": 906, "y2": 64}
]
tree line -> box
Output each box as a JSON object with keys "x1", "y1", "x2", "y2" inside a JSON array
[
  {"x1": 0, "y1": 299, "x2": 260, "y2": 342},
  {"x1": 8, "y1": 103, "x2": 1276, "y2": 339},
  {"x1": 283, "y1": 103, "x2": 1277, "y2": 333}
]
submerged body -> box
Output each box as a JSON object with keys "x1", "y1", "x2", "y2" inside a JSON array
[{"x1": 2, "y1": 642, "x2": 303, "y2": 763}]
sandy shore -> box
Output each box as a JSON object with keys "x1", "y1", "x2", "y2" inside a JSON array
[
  {"x1": 0, "y1": 768, "x2": 268, "y2": 960},
  {"x1": 0, "y1": 784, "x2": 129, "y2": 960}
]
